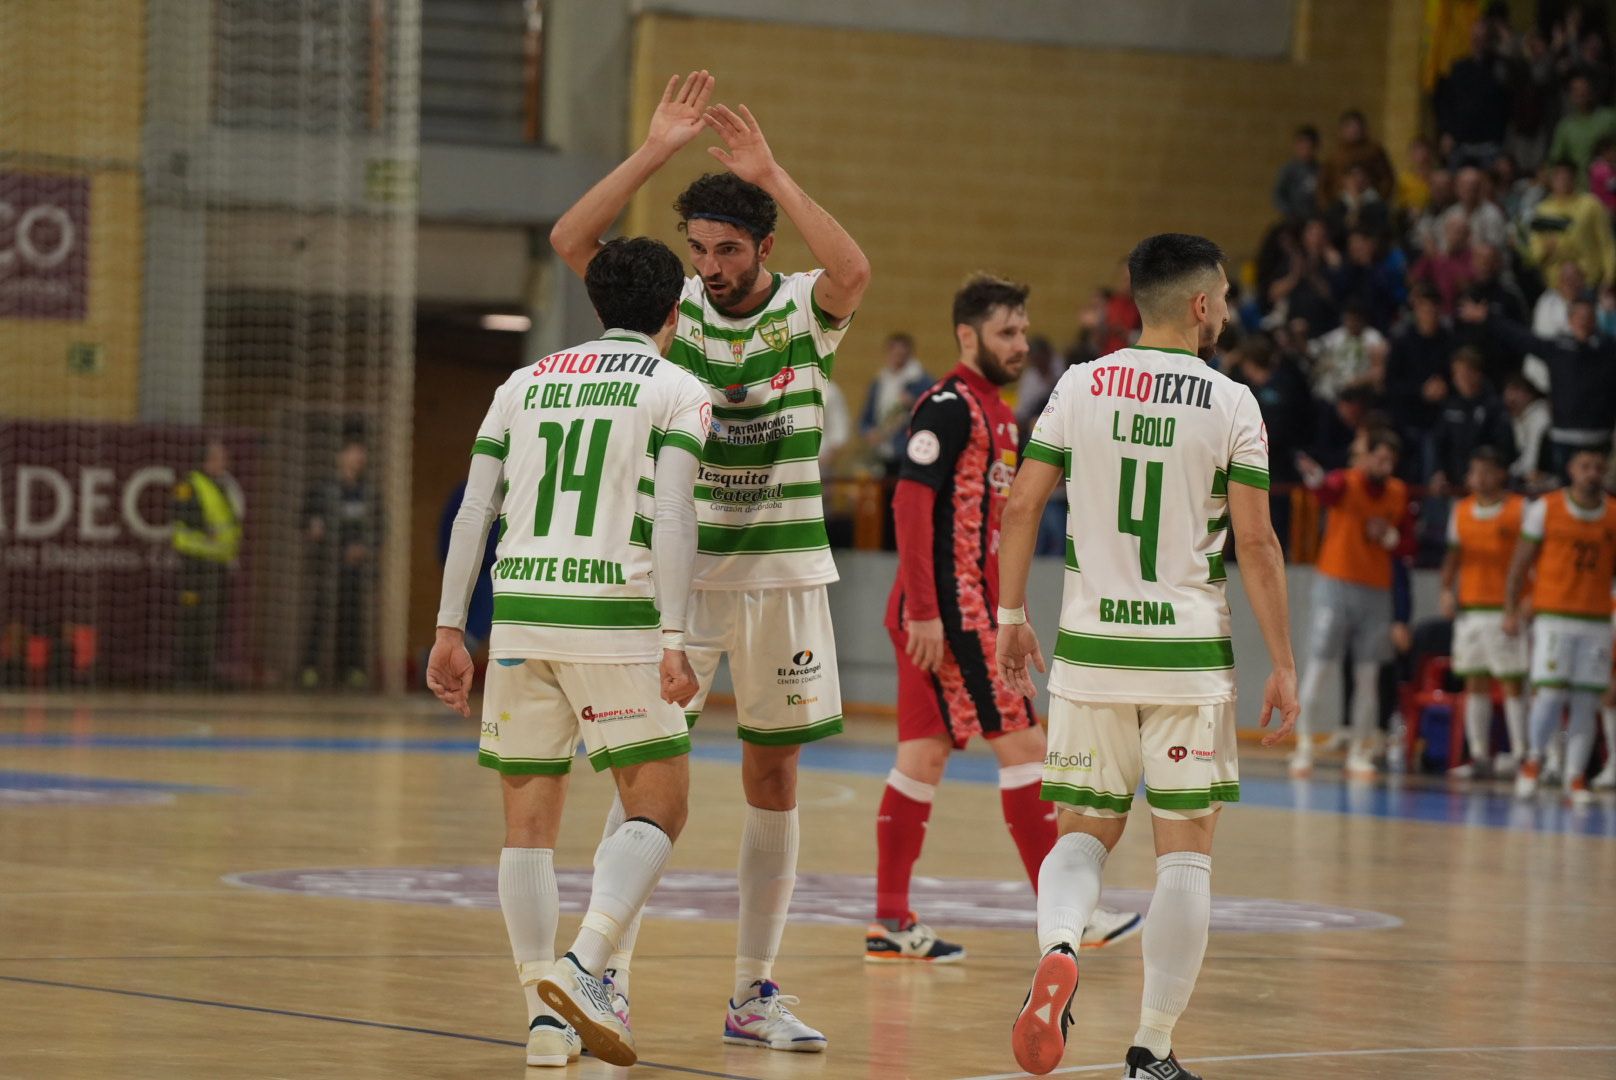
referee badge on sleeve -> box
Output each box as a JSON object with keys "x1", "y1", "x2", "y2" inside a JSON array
[{"x1": 907, "y1": 430, "x2": 941, "y2": 465}]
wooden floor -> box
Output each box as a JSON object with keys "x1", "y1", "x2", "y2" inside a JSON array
[{"x1": 1, "y1": 694, "x2": 1613, "y2": 1080}]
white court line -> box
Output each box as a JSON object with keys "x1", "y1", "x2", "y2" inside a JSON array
[
  {"x1": 954, "y1": 1043, "x2": 1616, "y2": 1079},
  {"x1": 799, "y1": 779, "x2": 856, "y2": 808}
]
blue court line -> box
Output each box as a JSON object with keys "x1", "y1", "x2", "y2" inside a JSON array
[
  {"x1": 2, "y1": 730, "x2": 1611, "y2": 837},
  {"x1": 0, "y1": 974, "x2": 758, "y2": 1080},
  {"x1": 0, "y1": 769, "x2": 226, "y2": 794}
]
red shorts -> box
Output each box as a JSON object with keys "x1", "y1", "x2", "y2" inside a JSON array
[{"x1": 890, "y1": 622, "x2": 1036, "y2": 749}]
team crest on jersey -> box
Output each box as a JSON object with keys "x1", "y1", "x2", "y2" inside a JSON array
[
  {"x1": 759, "y1": 317, "x2": 790, "y2": 352},
  {"x1": 724, "y1": 383, "x2": 748, "y2": 403},
  {"x1": 729, "y1": 337, "x2": 747, "y2": 361},
  {"x1": 770, "y1": 366, "x2": 795, "y2": 391}
]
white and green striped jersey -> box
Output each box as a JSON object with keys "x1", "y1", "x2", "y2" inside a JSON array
[
  {"x1": 471, "y1": 330, "x2": 710, "y2": 663},
  {"x1": 1024, "y1": 347, "x2": 1270, "y2": 704},
  {"x1": 670, "y1": 270, "x2": 852, "y2": 589}
]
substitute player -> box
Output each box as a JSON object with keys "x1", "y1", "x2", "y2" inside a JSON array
[
  {"x1": 550, "y1": 72, "x2": 869, "y2": 1050},
  {"x1": 997, "y1": 234, "x2": 1298, "y2": 1078},
  {"x1": 1506, "y1": 447, "x2": 1616, "y2": 804},
  {"x1": 1438, "y1": 446, "x2": 1529, "y2": 778},
  {"x1": 427, "y1": 238, "x2": 709, "y2": 1068},
  {"x1": 871, "y1": 276, "x2": 1141, "y2": 963}
]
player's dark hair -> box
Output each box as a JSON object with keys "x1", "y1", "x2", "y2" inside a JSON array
[
  {"x1": 674, "y1": 173, "x2": 777, "y2": 243},
  {"x1": 1366, "y1": 428, "x2": 1403, "y2": 457},
  {"x1": 584, "y1": 237, "x2": 685, "y2": 335},
  {"x1": 951, "y1": 274, "x2": 1030, "y2": 334},
  {"x1": 1127, "y1": 233, "x2": 1225, "y2": 323}
]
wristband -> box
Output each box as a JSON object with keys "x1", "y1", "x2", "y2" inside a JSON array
[
  {"x1": 660, "y1": 630, "x2": 686, "y2": 652},
  {"x1": 996, "y1": 606, "x2": 1028, "y2": 626}
]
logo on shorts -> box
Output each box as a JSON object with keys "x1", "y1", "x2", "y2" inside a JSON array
[
  {"x1": 777, "y1": 648, "x2": 823, "y2": 685},
  {"x1": 785, "y1": 693, "x2": 818, "y2": 706},
  {"x1": 481, "y1": 720, "x2": 499, "y2": 738},
  {"x1": 1192, "y1": 748, "x2": 1216, "y2": 762},
  {"x1": 1167, "y1": 745, "x2": 1189, "y2": 763},
  {"x1": 581, "y1": 705, "x2": 647, "y2": 724},
  {"x1": 793, "y1": 649, "x2": 814, "y2": 666},
  {"x1": 724, "y1": 383, "x2": 748, "y2": 403},
  {"x1": 1045, "y1": 749, "x2": 1094, "y2": 771}
]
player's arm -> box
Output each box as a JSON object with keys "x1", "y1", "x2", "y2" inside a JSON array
[
  {"x1": 994, "y1": 458, "x2": 1062, "y2": 699},
  {"x1": 1228, "y1": 482, "x2": 1300, "y2": 744},
  {"x1": 548, "y1": 71, "x2": 715, "y2": 277},
  {"x1": 650, "y1": 443, "x2": 700, "y2": 707},
  {"x1": 1438, "y1": 506, "x2": 1461, "y2": 620},
  {"x1": 703, "y1": 105, "x2": 871, "y2": 321},
  {"x1": 429, "y1": 452, "x2": 504, "y2": 717},
  {"x1": 1503, "y1": 537, "x2": 1540, "y2": 636},
  {"x1": 893, "y1": 392, "x2": 969, "y2": 672}
]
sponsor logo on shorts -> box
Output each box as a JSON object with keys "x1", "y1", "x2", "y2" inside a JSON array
[
  {"x1": 793, "y1": 649, "x2": 814, "y2": 666},
  {"x1": 581, "y1": 705, "x2": 647, "y2": 724},
  {"x1": 481, "y1": 720, "x2": 500, "y2": 738},
  {"x1": 1191, "y1": 748, "x2": 1216, "y2": 762},
  {"x1": 1168, "y1": 745, "x2": 1189, "y2": 762},
  {"x1": 785, "y1": 693, "x2": 818, "y2": 706},
  {"x1": 1045, "y1": 749, "x2": 1095, "y2": 771},
  {"x1": 777, "y1": 648, "x2": 823, "y2": 686}
]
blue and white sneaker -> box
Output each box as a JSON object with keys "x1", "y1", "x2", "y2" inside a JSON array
[
  {"x1": 1080, "y1": 906, "x2": 1143, "y2": 950},
  {"x1": 722, "y1": 980, "x2": 827, "y2": 1052},
  {"x1": 525, "y1": 1015, "x2": 580, "y2": 1067},
  {"x1": 865, "y1": 912, "x2": 967, "y2": 963}
]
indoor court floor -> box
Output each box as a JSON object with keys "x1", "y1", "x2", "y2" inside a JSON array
[{"x1": 1, "y1": 693, "x2": 1613, "y2": 1079}]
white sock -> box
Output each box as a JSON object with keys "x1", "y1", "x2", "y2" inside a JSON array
[
  {"x1": 498, "y1": 847, "x2": 559, "y2": 1024},
  {"x1": 1528, "y1": 688, "x2": 1567, "y2": 761},
  {"x1": 1464, "y1": 692, "x2": 1492, "y2": 763},
  {"x1": 1349, "y1": 661, "x2": 1379, "y2": 748},
  {"x1": 734, "y1": 805, "x2": 798, "y2": 1001},
  {"x1": 1564, "y1": 692, "x2": 1600, "y2": 785},
  {"x1": 569, "y1": 820, "x2": 672, "y2": 975},
  {"x1": 1135, "y1": 851, "x2": 1212, "y2": 1058},
  {"x1": 599, "y1": 794, "x2": 642, "y2": 992},
  {"x1": 1295, "y1": 662, "x2": 1328, "y2": 752},
  {"x1": 1601, "y1": 706, "x2": 1616, "y2": 772},
  {"x1": 1504, "y1": 695, "x2": 1527, "y2": 759},
  {"x1": 1036, "y1": 831, "x2": 1108, "y2": 954}
]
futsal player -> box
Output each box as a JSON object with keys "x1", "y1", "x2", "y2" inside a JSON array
[
  {"x1": 427, "y1": 238, "x2": 709, "y2": 1068},
  {"x1": 997, "y1": 233, "x2": 1299, "y2": 1078},
  {"x1": 1506, "y1": 447, "x2": 1616, "y2": 804},
  {"x1": 1438, "y1": 446, "x2": 1529, "y2": 777},
  {"x1": 870, "y1": 276, "x2": 1141, "y2": 963},
  {"x1": 550, "y1": 71, "x2": 870, "y2": 1050}
]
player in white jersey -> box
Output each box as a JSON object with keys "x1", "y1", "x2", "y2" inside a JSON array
[
  {"x1": 427, "y1": 238, "x2": 709, "y2": 1069},
  {"x1": 550, "y1": 72, "x2": 870, "y2": 1049},
  {"x1": 996, "y1": 234, "x2": 1299, "y2": 1078}
]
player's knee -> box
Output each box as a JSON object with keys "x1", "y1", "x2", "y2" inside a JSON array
[
  {"x1": 742, "y1": 746, "x2": 799, "y2": 806},
  {"x1": 624, "y1": 811, "x2": 686, "y2": 841}
]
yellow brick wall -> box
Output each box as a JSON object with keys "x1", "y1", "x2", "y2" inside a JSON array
[
  {"x1": 0, "y1": 0, "x2": 146, "y2": 420},
  {"x1": 628, "y1": 3, "x2": 1417, "y2": 397}
]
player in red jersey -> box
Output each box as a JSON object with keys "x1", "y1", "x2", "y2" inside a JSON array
[{"x1": 868, "y1": 276, "x2": 1141, "y2": 962}]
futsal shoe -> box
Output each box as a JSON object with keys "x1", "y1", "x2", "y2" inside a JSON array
[
  {"x1": 525, "y1": 1015, "x2": 581, "y2": 1067},
  {"x1": 1344, "y1": 750, "x2": 1378, "y2": 781},
  {"x1": 1287, "y1": 749, "x2": 1313, "y2": 778},
  {"x1": 1079, "y1": 907, "x2": 1143, "y2": 949},
  {"x1": 865, "y1": 913, "x2": 966, "y2": 963},
  {"x1": 1567, "y1": 777, "x2": 1593, "y2": 807},
  {"x1": 1593, "y1": 760, "x2": 1616, "y2": 790},
  {"x1": 602, "y1": 970, "x2": 632, "y2": 1031},
  {"x1": 722, "y1": 981, "x2": 827, "y2": 1052},
  {"x1": 1514, "y1": 759, "x2": 1541, "y2": 799},
  {"x1": 1011, "y1": 942, "x2": 1078, "y2": 1075},
  {"x1": 1123, "y1": 1045, "x2": 1204, "y2": 1078},
  {"x1": 536, "y1": 953, "x2": 635, "y2": 1067}
]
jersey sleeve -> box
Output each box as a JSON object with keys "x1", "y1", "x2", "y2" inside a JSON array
[
  {"x1": 1226, "y1": 385, "x2": 1270, "y2": 490},
  {"x1": 897, "y1": 389, "x2": 968, "y2": 491},
  {"x1": 1445, "y1": 504, "x2": 1460, "y2": 548},
  {"x1": 1023, "y1": 371, "x2": 1074, "y2": 470},
  {"x1": 471, "y1": 385, "x2": 509, "y2": 461},
  {"x1": 1521, "y1": 497, "x2": 1547, "y2": 541},
  {"x1": 661, "y1": 374, "x2": 710, "y2": 461},
  {"x1": 797, "y1": 270, "x2": 854, "y2": 372}
]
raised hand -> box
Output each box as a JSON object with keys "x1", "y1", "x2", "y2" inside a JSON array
[
  {"x1": 703, "y1": 104, "x2": 780, "y2": 187},
  {"x1": 645, "y1": 70, "x2": 715, "y2": 155}
]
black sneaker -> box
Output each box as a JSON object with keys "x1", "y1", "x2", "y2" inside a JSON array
[
  {"x1": 1124, "y1": 1045, "x2": 1203, "y2": 1078},
  {"x1": 1011, "y1": 943, "x2": 1078, "y2": 1075}
]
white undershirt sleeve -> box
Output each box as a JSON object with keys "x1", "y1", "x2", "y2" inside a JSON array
[
  {"x1": 436, "y1": 453, "x2": 504, "y2": 630},
  {"x1": 651, "y1": 445, "x2": 699, "y2": 635}
]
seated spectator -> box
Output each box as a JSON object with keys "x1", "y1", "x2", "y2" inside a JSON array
[
  {"x1": 1331, "y1": 229, "x2": 1403, "y2": 330},
  {"x1": 1383, "y1": 282, "x2": 1453, "y2": 437},
  {"x1": 1308, "y1": 299, "x2": 1388, "y2": 401},
  {"x1": 1428, "y1": 347, "x2": 1517, "y2": 492},
  {"x1": 1588, "y1": 134, "x2": 1616, "y2": 213},
  {"x1": 1397, "y1": 136, "x2": 1437, "y2": 214},
  {"x1": 1269, "y1": 217, "x2": 1341, "y2": 333},
  {"x1": 1434, "y1": 20, "x2": 1512, "y2": 167},
  {"x1": 1468, "y1": 243, "x2": 1529, "y2": 324},
  {"x1": 1502, "y1": 373, "x2": 1553, "y2": 488},
  {"x1": 1410, "y1": 213, "x2": 1476, "y2": 312},
  {"x1": 1547, "y1": 73, "x2": 1616, "y2": 177},
  {"x1": 1438, "y1": 166, "x2": 1510, "y2": 252},
  {"x1": 1491, "y1": 151, "x2": 1533, "y2": 223},
  {"x1": 1318, "y1": 109, "x2": 1397, "y2": 207},
  {"x1": 1307, "y1": 386, "x2": 1383, "y2": 471},
  {"x1": 1230, "y1": 334, "x2": 1312, "y2": 483},
  {"x1": 1523, "y1": 158, "x2": 1616, "y2": 289},
  {"x1": 1326, "y1": 163, "x2": 1391, "y2": 245},
  {"x1": 1409, "y1": 168, "x2": 1457, "y2": 253},
  {"x1": 1525, "y1": 259, "x2": 1586, "y2": 390},
  {"x1": 1273, "y1": 124, "x2": 1321, "y2": 222},
  {"x1": 858, "y1": 332, "x2": 932, "y2": 478},
  {"x1": 1014, "y1": 335, "x2": 1061, "y2": 429}
]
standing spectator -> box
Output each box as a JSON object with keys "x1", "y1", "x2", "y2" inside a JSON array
[
  {"x1": 1318, "y1": 109, "x2": 1397, "y2": 207},
  {"x1": 1231, "y1": 335, "x2": 1312, "y2": 482},
  {"x1": 1587, "y1": 134, "x2": 1616, "y2": 211},
  {"x1": 1525, "y1": 259, "x2": 1586, "y2": 390},
  {"x1": 1547, "y1": 74, "x2": 1616, "y2": 177},
  {"x1": 171, "y1": 439, "x2": 244, "y2": 689},
  {"x1": 820, "y1": 378, "x2": 851, "y2": 473},
  {"x1": 300, "y1": 435, "x2": 382, "y2": 689},
  {"x1": 1308, "y1": 299, "x2": 1388, "y2": 402},
  {"x1": 1428, "y1": 347, "x2": 1518, "y2": 491},
  {"x1": 1325, "y1": 163, "x2": 1391, "y2": 245},
  {"x1": 1438, "y1": 166, "x2": 1510, "y2": 252},
  {"x1": 1502, "y1": 373, "x2": 1553, "y2": 487},
  {"x1": 1435, "y1": 20, "x2": 1513, "y2": 167},
  {"x1": 1507, "y1": 28, "x2": 1557, "y2": 170},
  {"x1": 1383, "y1": 283, "x2": 1454, "y2": 439},
  {"x1": 1523, "y1": 158, "x2": 1616, "y2": 289},
  {"x1": 859, "y1": 332, "x2": 932, "y2": 478},
  {"x1": 1307, "y1": 386, "x2": 1383, "y2": 471},
  {"x1": 1410, "y1": 213, "x2": 1476, "y2": 312},
  {"x1": 1093, "y1": 262, "x2": 1141, "y2": 354},
  {"x1": 1331, "y1": 229, "x2": 1403, "y2": 330},
  {"x1": 1397, "y1": 136, "x2": 1438, "y2": 214},
  {"x1": 1273, "y1": 124, "x2": 1321, "y2": 222},
  {"x1": 1013, "y1": 336, "x2": 1061, "y2": 430}
]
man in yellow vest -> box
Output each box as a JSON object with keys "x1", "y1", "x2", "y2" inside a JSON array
[{"x1": 172, "y1": 439, "x2": 243, "y2": 688}]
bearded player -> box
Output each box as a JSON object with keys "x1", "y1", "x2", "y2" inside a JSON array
[{"x1": 550, "y1": 71, "x2": 870, "y2": 1050}]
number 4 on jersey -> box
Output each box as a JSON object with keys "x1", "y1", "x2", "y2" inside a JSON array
[
  {"x1": 1117, "y1": 456, "x2": 1163, "y2": 581},
  {"x1": 533, "y1": 418, "x2": 611, "y2": 537}
]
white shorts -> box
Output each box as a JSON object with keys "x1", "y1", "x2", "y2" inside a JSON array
[
  {"x1": 685, "y1": 586, "x2": 843, "y2": 745},
  {"x1": 479, "y1": 658, "x2": 690, "y2": 775},
  {"x1": 1529, "y1": 616, "x2": 1614, "y2": 692},
  {"x1": 1451, "y1": 610, "x2": 1528, "y2": 680},
  {"x1": 1042, "y1": 695, "x2": 1239, "y2": 820}
]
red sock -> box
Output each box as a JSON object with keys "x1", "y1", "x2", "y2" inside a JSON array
[
  {"x1": 1000, "y1": 777, "x2": 1057, "y2": 891},
  {"x1": 875, "y1": 775, "x2": 933, "y2": 923}
]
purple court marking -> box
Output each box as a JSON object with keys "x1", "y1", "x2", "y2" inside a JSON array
[
  {"x1": 0, "y1": 788, "x2": 175, "y2": 807},
  {"x1": 223, "y1": 868, "x2": 1401, "y2": 934}
]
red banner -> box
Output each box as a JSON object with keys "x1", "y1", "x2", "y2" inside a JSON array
[{"x1": 0, "y1": 172, "x2": 89, "y2": 320}]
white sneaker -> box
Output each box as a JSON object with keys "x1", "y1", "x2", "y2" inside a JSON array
[
  {"x1": 1514, "y1": 761, "x2": 1540, "y2": 799},
  {"x1": 1593, "y1": 762, "x2": 1616, "y2": 791},
  {"x1": 722, "y1": 981, "x2": 827, "y2": 1052},
  {"x1": 536, "y1": 953, "x2": 635, "y2": 1067},
  {"x1": 865, "y1": 913, "x2": 966, "y2": 963},
  {"x1": 525, "y1": 1016, "x2": 581, "y2": 1067},
  {"x1": 1323, "y1": 728, "x2": 1352, "y2": 752},
  {"x1": 1345, "y1": 752, "x2": 1378, "y2": 781},
  {"x1": 1288, "y1": 750, "x2": 1313, "y2": 778},
  {"x1": 1080, "y1": 906, "x2": 1143, "y2": 949},
  {"x1": 602, "y1": 971, "x2": 632, "y2": 1033},
  {"x1": 1493, "y1": 752, "x2": 1520, "y2": 777}
]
